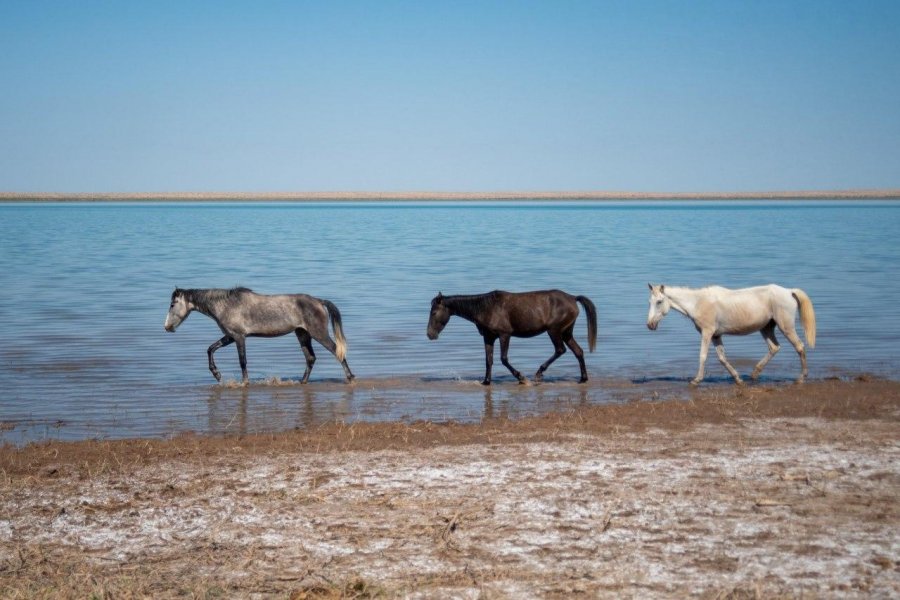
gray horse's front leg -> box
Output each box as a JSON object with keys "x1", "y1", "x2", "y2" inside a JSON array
[
  {"x1": 235, "y1": 337, "x2": 249, "y2": 385},
  {"x1": 207, "y1": 335, "x2": 234, "y2": 382}
]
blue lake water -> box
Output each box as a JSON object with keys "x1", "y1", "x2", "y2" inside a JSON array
[{"x1": 1, "y1": 200, "x2": 898, "y2": 445}]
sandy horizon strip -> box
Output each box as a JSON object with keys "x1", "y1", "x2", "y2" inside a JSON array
[{"x1": 2, "y1": 189, "x2": 900, "y2": 202}]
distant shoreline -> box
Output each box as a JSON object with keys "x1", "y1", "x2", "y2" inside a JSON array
[{"x1": 1, "y1": 189, "x2": 900, "y2": 202}]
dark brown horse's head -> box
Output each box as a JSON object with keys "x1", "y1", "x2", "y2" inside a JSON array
[{"x1": 427, "y1": 292, "x2": 450, "y2": 340}]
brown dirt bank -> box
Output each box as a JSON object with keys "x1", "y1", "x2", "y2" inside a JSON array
[{"x1": 2, "y1": 379, "x2": 899, "y2": 598}]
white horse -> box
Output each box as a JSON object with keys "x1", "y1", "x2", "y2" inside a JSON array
[{"x1": 646, "y1": 284, "x2": 816, "y2": 385}]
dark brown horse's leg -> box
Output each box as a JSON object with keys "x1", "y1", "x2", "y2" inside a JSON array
[
  {"x1": 235, "y1": 336, "x2": 249, "y2": 385},
  {"x1": 295, "y1": 328, "x2": 316, "y2": 383},
  {"x1": 535, "y1": 331, "x2": 566, "y2": 382},
  {"x1": 499, "y1": 335, "x2": 527, "y2": 384},
  {"x1": 207, "y1": 335, "x2": 234, "y2": 382},
  {"x1": 482, "y1": 335, "x2": 496, "y2": 385},
  {"x1": 564, "y1": 334, "x2": 589, "y2": 383}
]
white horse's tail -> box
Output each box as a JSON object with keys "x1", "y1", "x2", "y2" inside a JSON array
[
  {"x1": 792, "y1": 289, "x2": 816, "y2": 349},
  {"x1": 322, "y1": 300, "x2": 347, "y2": 362}
]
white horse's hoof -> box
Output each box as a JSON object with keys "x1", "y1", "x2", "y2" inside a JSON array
[
  {"x1": 689, "y1": 379, "x2": 701, "y2": 387},
  {"x1": 734, "y1": 379, "x2": 745, "y2": 387}
]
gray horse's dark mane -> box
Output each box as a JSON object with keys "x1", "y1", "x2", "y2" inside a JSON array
[{"x1": 179, "y1": 287, "x2": 253, "y2": 305}]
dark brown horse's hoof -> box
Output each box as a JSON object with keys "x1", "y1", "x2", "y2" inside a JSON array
[
  {"x1": 578, "y1": 377, "x2": 588, "y2": 384},
  {"x1": 481, "y1": 380, "x2": 491, "y2": 386}
]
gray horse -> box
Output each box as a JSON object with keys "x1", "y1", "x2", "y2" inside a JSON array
[{"x1": 164, "y1": 287, "x2": 355, "y2": 384}]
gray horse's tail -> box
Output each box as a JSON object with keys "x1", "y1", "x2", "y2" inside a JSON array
[
  {"x1": 322, "y1": 300, "x2": 347, "y2": 361},
  {"x1": 576, "y1": 295, "x2": 598, "y2": 352}
]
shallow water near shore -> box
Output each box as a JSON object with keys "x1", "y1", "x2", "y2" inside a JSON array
[{"x1": 1, "y1": 200, "x2": 899, "y2": 445}]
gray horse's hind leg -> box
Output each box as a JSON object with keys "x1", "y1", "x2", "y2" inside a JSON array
[
  {"x1": 311, "y1": 333, "x2": 355, "y2": 382},
  {"x1": 751, "y1": 323, "x2": 780, "y2": 380},
  {"x1": 208, "y1": 335, "x2": 234, "y2": 382},
  {"x1": 295, "y1": 328, "x2": 316, "y2": 384}
]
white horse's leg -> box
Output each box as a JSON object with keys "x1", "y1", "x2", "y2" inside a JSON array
[
  {"x1": 781, "y1": 326, "x2": 807, "y2": 383},
  {"x1": 692, "y1": 332, "x2": 713, "y2": 386},
  {"x1": 751, "y1": 323, "x2": 780, "y2": 380},
  {"x1": 713, "y1": 336, "x2": 743, "y2": 385}
]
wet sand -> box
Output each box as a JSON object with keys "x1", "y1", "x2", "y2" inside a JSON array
[{"x1": 1, "y1": 379, "x2": 898, "y2": 598}]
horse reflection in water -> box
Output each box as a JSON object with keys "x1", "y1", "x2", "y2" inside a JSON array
[
  {"x1": 427, "y1": 290, "x2": 598, "y2": 385},
  {"x1": 165, "y1": 287, "x2": 355, "y2": 385},
  {"x1": 206, "y1": 384, "x2": 356, "y2": 436}
]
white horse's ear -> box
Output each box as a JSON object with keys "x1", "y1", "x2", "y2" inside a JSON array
[
  {"x1": 648, "y1": 283, "x2": 653, "y2": 291},
  {"x1": 660, "y1": 285, "x2": 665, "y2": 293}
]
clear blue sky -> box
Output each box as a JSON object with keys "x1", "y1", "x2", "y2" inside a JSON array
[{"x1": 1, "y1": 1, "x2": 898, "y2": 192}]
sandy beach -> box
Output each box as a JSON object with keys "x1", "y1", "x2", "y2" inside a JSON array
[{"x1": 1, "y1": 378, "x2": 898, "y2": 598}]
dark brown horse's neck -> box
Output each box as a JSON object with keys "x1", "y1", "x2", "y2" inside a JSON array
[{"x1": 444, "y1": 293, "x2": 497, "y2": 323}]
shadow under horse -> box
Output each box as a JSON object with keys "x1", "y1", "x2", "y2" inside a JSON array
[{"x1": 427, "y1": 290, "x2": 598, "y2": 385}]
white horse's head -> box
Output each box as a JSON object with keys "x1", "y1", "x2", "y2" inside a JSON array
[
  {"x1": 164, "y1": 288, "x2": 192, "y2": 332},
  {"x1": 647, "y1": 284, "x2": 671, "y2": 330}
]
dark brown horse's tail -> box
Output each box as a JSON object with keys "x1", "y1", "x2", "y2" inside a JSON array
[
  {"x1": 322, "y1": 300, "x2": 347, "y2": 362},
  {"x1": 576, "y1": 295, "x2": 598, "y2": 352}
]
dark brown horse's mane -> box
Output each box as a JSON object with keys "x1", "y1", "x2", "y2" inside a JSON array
[{"x1": 443, "y1": 291, "x2": 501, "y2": 318}]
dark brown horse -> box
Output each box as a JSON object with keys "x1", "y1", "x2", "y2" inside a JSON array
[{"x1": 427, "y1": 290, "x2": 598, "y2": 385}]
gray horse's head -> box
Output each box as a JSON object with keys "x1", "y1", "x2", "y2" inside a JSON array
[
  {"x1": 427, "y1": 292, "x2": 450, "y2": 340},
  {"x1": 164, "y1": 288, "x2": 192, "y2": 332},
  {"x1": 646, "y1": 283, "x2": 671, "y2": 330}
]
